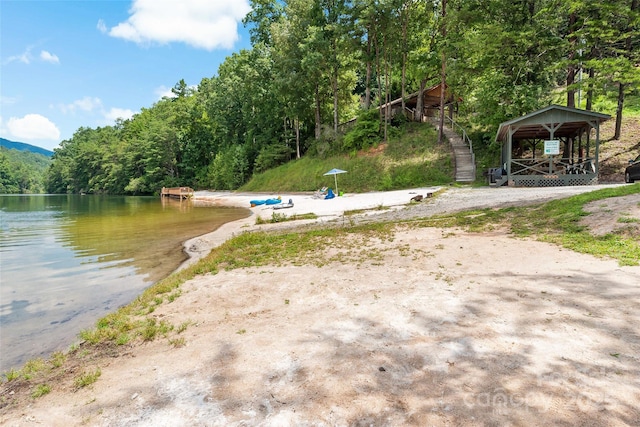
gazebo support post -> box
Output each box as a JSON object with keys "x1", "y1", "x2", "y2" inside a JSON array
[{"x1": 594, "y1": 121, "x2": 600, "y2": 175}]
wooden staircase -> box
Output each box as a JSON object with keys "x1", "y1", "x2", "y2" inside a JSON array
[{"x1": 430, "y1": 117, "x2": 476, "y2": 182}]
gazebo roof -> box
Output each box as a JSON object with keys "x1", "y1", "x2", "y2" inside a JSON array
[{"x1": 496, "y1": 105, "x2": 610, "y2": 142}]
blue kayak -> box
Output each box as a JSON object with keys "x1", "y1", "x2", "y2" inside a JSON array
[{"x1": 250, "y1": 198, "x2": 282, "y2": 207}]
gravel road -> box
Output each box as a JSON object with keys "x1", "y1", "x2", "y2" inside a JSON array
[{"x1": 358, "y1": 184, "x2": 626, "y2": 223}]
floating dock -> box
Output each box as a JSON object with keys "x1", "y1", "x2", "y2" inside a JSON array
[{"x1": 160, "y1": 187, "x2": 194, "y2": 199}]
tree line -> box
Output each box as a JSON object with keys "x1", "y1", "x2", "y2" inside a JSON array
[
  {"x1": 0, "y1": 148, "x2": 51, "y2": 194},
  {"x1": 45, "y1": 0, "x2": 639, "y2": 195}
]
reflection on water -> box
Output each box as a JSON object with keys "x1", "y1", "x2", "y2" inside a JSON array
[{"x1": 0, "y1": 195, "x2": 249, "y2": 371}]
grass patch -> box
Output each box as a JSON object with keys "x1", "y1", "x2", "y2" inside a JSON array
[
  {"x1": 74, "y1": 368, "x2": 101, "y2": 389},
  {"x1": 176, "y1": 321, "x2": 191, "y2": 334},
  {"x1": 4, "y1": 369, "x2": 20, "y2": 382},
  {"x1": 413, "y1": 185, "x2": 640, "y2": 266},
  {"x1": 344, "y1": 205, "x2": 390, "y2": 216},
  {"x1": 20, "y1": 358, "x2": 48, "y2": 380},
  {"x1": 169, "y1": 337, "x2": 186, "y2": 348},
  {"x1": 241, "y1": 122, "x2": 452, "y2": 193},
  {"x1": 31, "y1": 384, "x2": 51, "y2": 398},
  {"x1": 255, "y1": 212, "x2": 318, "y2": 224},
  {"x1": 50, "y1": 351, "x2": 66, "y2": 368},
  {"x1": 141, "y1": 318, "x2": 174, "y2": 342},
  {"x1": 617, "y1": 215, "x2": 639, "y2": 224}
]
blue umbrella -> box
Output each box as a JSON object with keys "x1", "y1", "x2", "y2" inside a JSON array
[{"x1": 323, "y1": 168, "x2": 347, "y2": 195}]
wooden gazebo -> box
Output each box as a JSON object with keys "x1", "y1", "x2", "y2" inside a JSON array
[{"x1": 494, "y1": 105, "x2": 610, "y2": 187}]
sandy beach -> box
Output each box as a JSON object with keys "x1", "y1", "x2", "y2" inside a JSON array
[
  {"x1": 180, "y1": 187, "x2": 441, "y2": 268},
  {"x1": 2, "y1": 185, "x2": 639, "y2": 426}
]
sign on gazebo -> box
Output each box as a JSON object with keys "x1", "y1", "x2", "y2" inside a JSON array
[{"x1": 544, "y1": 140, "x2": 560, "y2": 156}]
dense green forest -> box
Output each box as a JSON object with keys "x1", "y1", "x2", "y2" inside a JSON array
[
  {"x1": 0, "y1": 148, "x2": 52, "y2": 194},
  {"x1": 45, "y1": 0, "x2": 639, "y2": 195}
]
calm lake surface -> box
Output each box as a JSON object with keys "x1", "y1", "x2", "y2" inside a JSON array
[{"x1": 0, "y1": 195, "x2": 249, "y2": 371}]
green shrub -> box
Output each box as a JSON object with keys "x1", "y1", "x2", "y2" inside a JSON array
[
  {"x1": 343, "y1": 109, "x2": 381, "y2": 152},
  {"x1": 254, "y1": 143, "x2": 293, "y2": 173}
]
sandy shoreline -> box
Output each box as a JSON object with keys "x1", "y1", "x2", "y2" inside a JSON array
[
  {"x1": 2, "y1": 184, "x2": 638, "y2": 426},
  {"x1": 180, "y1": 187, "x2": 441, "y2": 268},
  {"x1": 180, "y1": 184, "x2": 625, "y2": 269}
]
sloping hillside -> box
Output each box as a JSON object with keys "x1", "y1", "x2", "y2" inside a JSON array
[
  {"x1": 598, "y1": 117, "x2": 640, "y2": 182},
  {"x1": 0, "y1": 138, "x2": 54, "y2": 157},
  {"x1": 0, "y1": 147, "x2": 52, "y2": 193}
]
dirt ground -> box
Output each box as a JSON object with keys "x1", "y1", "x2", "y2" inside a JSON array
[{"x1": 2, "y1": 192, "x2": 639, "y2": 426}]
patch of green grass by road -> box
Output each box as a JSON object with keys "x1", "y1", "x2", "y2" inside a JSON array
[{"x1": 412, "y1": 184, "x2": 640, "y2": 266}]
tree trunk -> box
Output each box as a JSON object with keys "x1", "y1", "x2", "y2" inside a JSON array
[
  {"x1": 614, "y1": 83, "x2": 624, "y2": 140},
  {"x1": 332, "y1": 37, "x2": 339, "y2": 134},
  {"x1": 586, "y1": 68, "x2": 594, "y2": 110},
  {"x1": 613, "y1": 0, "x2": 638, "y2": 139},
  {"x1": 401, "y1": 5, "x2": 408, "y2": 112},
  {"x1": 314, "y1": 84, "x2": 321, "y2": 139},
  {"x1": 383, "y1": 33, "x2": 390, "y2": 142},
  {"x1": 415, "y1": 78, "x2": 426, "y2": 122},
  {"x1": 567, "y1": 65, "x2": 576, "y2": 108},
  {"x1": 375, "y1": 32, "x2": 383, "y2": 125},
  {"x1": 567, "y1": 12, "x2": 577, "y2": 108},
  {"x1": 438, "y1": 0, "x2": 447, "y2": 144},
  {"x1": 295, "y1": 117, "x2": 300, "y2": 159},
  {"x1": 401, "y1": 54, "x2": 406, "y2": 112},
  {"x1": 333, "y1": 75, "x2": 339, "y2": 133},
  {"x1": 365, "y1": 30, "x2": 372, "y2": 109}
]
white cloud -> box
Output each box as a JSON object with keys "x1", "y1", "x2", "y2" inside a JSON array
[
  {"x1": 104, "y1": 108, "x2": 135, "y2": 122},
  {"x1": 59, "y1": 97, "x2": 103, "y2": 114},
  {"x1": 6, "y1": 114, "x2": 61, "y2": 141},
  {"x1": 6, "y1": 47, "x2": 33, "y2": 64},
  {"x1": 74, "y1": 97, "x2": 102, "y2": 112},
  {"x1": 40, "y1": 50, "x2": 60, "y2": 64},
  {"x1": 155, "y1": 85, "x2": 176, "y2": 99},
  {"x1": 5, "y1": 47, "x2": 61, "y2": 65},
  {"x1": 97, "y1": 19, "x2": 107, "y2": 34},
  {"x1": 154, "y1": 83, "x2": 196, "y2": 100},
  {"x1": 108, "y1": 0, "x2": 251, "y2": 50}
]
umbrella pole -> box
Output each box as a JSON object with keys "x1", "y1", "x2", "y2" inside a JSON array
[{"x1": 334, "y1": 175, "x2": 338, "y2": 195}]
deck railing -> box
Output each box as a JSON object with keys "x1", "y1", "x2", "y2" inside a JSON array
[{"x1": 160, "y1": 187, "x2": 194, "y2": 199}]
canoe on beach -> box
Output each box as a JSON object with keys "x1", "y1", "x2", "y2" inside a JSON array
[{"x1": 250, "y1": 198, "x2": 281, "y2": 207}]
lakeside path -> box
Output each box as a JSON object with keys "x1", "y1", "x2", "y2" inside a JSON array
[{"x1": 2, "y1": 184, "x2": 639, "y2": 426}]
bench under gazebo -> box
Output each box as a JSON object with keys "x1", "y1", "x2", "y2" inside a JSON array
[{"x1": 494, "y1": 105, "x2": 610, "y2": 187}]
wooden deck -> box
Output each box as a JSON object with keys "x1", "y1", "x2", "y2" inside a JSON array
[{"x1": 160, "y1": 186, "x2": 194, "y2": 199}]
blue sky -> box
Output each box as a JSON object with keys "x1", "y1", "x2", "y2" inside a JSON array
[{"x1": 1, "y1": 0, "x2": 253, "y2": 151}]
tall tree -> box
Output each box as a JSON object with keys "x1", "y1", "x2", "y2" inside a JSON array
[
  {"x1": 570, "y1": 0, "x2": 640, "y2": 138},
  {"x1": 438, "y1": 0, "x2": 447, "y2": 143}
]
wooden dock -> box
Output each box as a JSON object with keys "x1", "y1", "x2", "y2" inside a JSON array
[{"x1": 160, "y1": 186, "x2": 194, "y2": 199}]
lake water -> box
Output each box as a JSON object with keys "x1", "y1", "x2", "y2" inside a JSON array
[{"x1": 0, "y1": 195, "x2": 249, "y2": 371}]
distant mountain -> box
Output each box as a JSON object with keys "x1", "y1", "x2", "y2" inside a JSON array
[{"x1": 0, "y1": 137, "x2": 54, "y2": 157}]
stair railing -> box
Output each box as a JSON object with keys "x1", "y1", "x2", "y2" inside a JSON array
[{"x1": 440, "y1": 113, "x2": 476, "y2": 178}]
